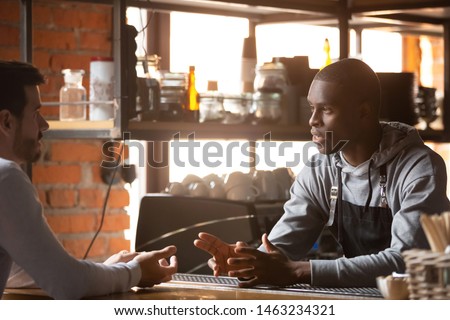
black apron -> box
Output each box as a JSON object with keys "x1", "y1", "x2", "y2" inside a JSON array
[{"x1": 328, "y1": 164, "x2": 393, "y2": 258}]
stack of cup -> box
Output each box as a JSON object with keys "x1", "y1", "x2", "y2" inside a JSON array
[{"x1": 224, "y1": 171, "x2": 259, "y2": 202}]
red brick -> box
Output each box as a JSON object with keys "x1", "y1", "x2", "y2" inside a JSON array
[
  {"x1": 32, "y1": 164, "x2": 81, "y2": 184},
  {"x1": 48, "y1": 189, "x2": 77, "y2": 208},
  {"x1": 37, "y1": 189, "x2": 48, "y2": 208},
  {"x1": 52, "y1": 8, "x2": 111, "y2": 31},
  {"x1": 62, "y1": 237, "x2": 107, "y2": 259},
  {"x1": 79, "y1": 31, "x2": 111, "y2": 52},
  {"x1": 49, "y1": 53, "x2": 91, "y2": 73},
  {"x1": 33, "y1": 29, "x2": 76, "y2": 50},
  {"x1": 46, "y1": 213, "x2": 97, "y2": 234},
  {"x1": 32, "y1": 5, "x2": 53, "y2": 26},
  {"x1": 0, "y1": 1, "x2": 19, "y2": 23},
  {"x1": 51, "y1": 141, "x2": 103, "y2": 162},
  {"x1": 0, "y1": 25, "x2": 19, "y2": 46},
  {"x1": 33, "y1": 50, "x2": 51, "y2": 70},
  {"x1": 108, "y1": 237, "x2": 131, "y2": 254},
  {"x1": 79, "y1": 188, "x2": 104, "y2": 208},
  {"x1": 52, "y1": 8, "x2": 82, "y2": 29},
  {"x1": 41, "y1": 105, "x2": 59, "y2": 119},
  {"x1": 78, "y1": 10, "x2": 111, "y2": 31},
  {"x1": 100, "y1": 213, "x2": 130, "y2": 232},
  {"x1": 91, "y1": 165, "x2": 103, "y2": 184},
  {"x1": 109, "y1": 189, "x2": 130, "y2": 208},
  {"x1": 0, "y1": 47, "x2": 20, "y2": 61}
]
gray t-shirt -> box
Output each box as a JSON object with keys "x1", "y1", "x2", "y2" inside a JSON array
[{"x1": 0, "y1": 158, "x2": 141, "y2": 299}]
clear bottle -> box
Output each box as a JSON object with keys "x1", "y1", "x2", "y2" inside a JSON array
[
  {"x1": 185, "y1": 65, "x2": 199, "y2": 122},
  {"x1": 59, "y1": 69, "x2": 87, "y2": 121}
]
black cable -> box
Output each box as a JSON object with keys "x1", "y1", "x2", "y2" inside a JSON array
[{"x1": 83, "y1": 142, "x2": 124, "y2": 260}]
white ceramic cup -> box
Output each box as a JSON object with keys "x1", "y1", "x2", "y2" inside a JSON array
[
  {"x1": 203, "y1": 173, "x2": 226, "y2": 198},
  {"x1": 187, "y1": 181, "x2": 210, "y2": 197},
  {"x1": 224, "y1": 171, "x2": 253, "y2": 192},
  {"x1": 164, "y1": 182, "x2": 187, "y2": 196},
  {"x1": 273, "y1": 167, "x2": 294, "y2": 199},
  {"x1": 253, "y1": 170, "x2": 280, "y2": 200},
  {"x1": 226, "y1": 184, "x2": 260, "y2": 202},
  {"x1": 181, "y1": 174, "x2": 204, "y2": 187}
]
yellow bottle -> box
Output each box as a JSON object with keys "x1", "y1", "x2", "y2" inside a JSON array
[
  {"x1": 322, "y1": 38, "x2": 332, "y2": 69},
  {"x1": 185, "y1": 66, "x2": 200, "y2": 122}
]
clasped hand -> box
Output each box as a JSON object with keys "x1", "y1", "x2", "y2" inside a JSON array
[
  {"x1": 104, "y1": 246, "x2": 178, "y2": 288},
  {"x1": 194, "y1": 232, "x2": 310, "y2": 287}
]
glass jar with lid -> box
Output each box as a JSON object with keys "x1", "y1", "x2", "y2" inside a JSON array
[
  {"x1": 158, "y1": 71, "x2": 187, "y2": 121},
  {"x1": 254, "y1": 61, "x2": 288, "y2": 94},
  {"x1": 59, "y1": 69, "x2": 87, "y2": 121}
]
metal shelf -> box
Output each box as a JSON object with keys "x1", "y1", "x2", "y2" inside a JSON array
[
  {"x1": 21, "y1": 0, "x2": 450, "y2": 141},
  {"x1": 127, "y1": 120, "x2": 312, "y2": 141}
]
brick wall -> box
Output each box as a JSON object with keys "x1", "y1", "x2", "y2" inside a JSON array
[{"x1": 0, "y1": 0, "x2": 131, "y2": 261}]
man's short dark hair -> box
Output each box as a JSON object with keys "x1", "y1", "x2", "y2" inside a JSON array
[
  {"x1": 315, "y1": 58, "x2": 381, "y2": 112},
  {"x1": 0, "y1": 60, "x2": 45, "y2": 118}
]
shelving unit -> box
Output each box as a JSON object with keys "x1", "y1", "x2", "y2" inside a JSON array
[{"x1": 20, "y1": 0, "x2": 450, "y2": 142}]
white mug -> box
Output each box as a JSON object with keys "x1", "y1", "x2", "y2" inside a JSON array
[
  {"x1": 273, "y1": 167, "x2": 294, "y2": 200},
  {"x1": 164, "y1": 182, "x2": 187, "y2": 196},
  {"x1": 181, "y1": 174, "x2": 204, "y2": 187},
  {"x1": 226, "y1": 184, "x2": 260, "y2": 202},
  {"x1": 224, "y1": 171, "x2": 253, "y2": 192},
  {"x1": 203, "y1": 173, "x2": 226, "y2": 198},
  {"x1": 253, "y1": 170, "x2": 280, "y2": 200},
  {"x1": 187, "y1": 181, "x2": 210, "y2": 197}
]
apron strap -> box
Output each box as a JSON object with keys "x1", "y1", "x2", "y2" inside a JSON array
[
  {"x1": 327, "y1": 168, "x2": 340, "y2": 227},
  {"x1": 379, "y1": 164, "x2": 388, "y2": 208}
]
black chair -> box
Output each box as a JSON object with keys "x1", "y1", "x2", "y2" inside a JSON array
[{"x1": 135, "y1": 194, "x2": 261, "y2": 274}]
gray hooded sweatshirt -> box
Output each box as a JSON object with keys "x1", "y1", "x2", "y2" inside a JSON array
[{"x1": 267, "y1": 122, "x2": 450, "y2": 287}]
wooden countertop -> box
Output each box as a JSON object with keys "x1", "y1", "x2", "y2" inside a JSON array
[{"x1": 2, "y1": 274, "x2": 382, "y2": 300}]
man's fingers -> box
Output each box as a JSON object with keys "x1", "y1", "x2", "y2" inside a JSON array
[
  {"x1": 159, "y1": 258, "x2": 169, "y2": 267},
  {"x1": 206, "y1": 258, "x2": 220, "y2": 275},
  {"x1": 234, "y1": 246, "x2": 265, "y2": 258},
  {"x1": 238, "y1": 276, "x2": 260, "y2": 288},
  {"x1": 144, "y1": 245, "x2": 177, "y2": 261},
  {"x1": 228, "y1": 267, "x2": 254, "y2": 279},
  {"x1": 194, "y1": 239, "x2": 221, "y2": 257},
  {"x1": 197, "y1": 232, "x2": 228, "y2": 248}
]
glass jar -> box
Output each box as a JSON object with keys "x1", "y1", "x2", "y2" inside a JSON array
[
  {"x1": 222, "y1": 93, "x2": 252, "y2": 124},
  {"x1": 158, "y1": 71, "x2": 187, "y2": 121},
  {"x1": 249, "y1": 91, "x2": 282, "y2": 125},
  {"x1": 254, "y1": 61, "x2": 288, "y2": 93},
  {"x1": 60, "y1": 69, "x2": 87, "y2": 121},
  {"x1": 199, "y1": 81, "x2": 225, "y2": 123}
]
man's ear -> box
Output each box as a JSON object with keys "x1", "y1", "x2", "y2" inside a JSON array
[
  {"x1": 359, "y1": 101, "x2": 372, "y2": 119},
  {"x1": 0, "y1": 109, "x2": 16, "y2": 136}
]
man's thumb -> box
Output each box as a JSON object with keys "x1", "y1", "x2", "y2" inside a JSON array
[{"x1": 262, "y1": 233, "x2": 277, "y2": 253}]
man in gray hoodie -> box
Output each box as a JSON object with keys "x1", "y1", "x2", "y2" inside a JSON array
[{"x1": 195, "y1": 58, "x2": 450, "y2": 287}]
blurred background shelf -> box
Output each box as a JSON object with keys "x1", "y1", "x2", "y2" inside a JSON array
[{"x1": 127, "y1": 120, "x2": 312, "y2": 141}]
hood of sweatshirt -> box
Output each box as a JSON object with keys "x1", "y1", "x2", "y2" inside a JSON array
[{"x1": 335, "y1": 121, "x2": 424, "y2": 176}]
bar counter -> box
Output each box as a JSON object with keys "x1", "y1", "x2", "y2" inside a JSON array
[{"x1": 2, "y1": 274, "x2": 382, "y2": 300}]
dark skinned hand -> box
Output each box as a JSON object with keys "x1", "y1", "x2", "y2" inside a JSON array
[
  {"x1": 229, "y1": 233, "x2": 311, "y2": 288},
  {"x1": 193, "y1": 232, "x2": 251, "y2": 277},
  {"x1": 194, "y1": 232, "x2": 311, "y2": 287}
]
